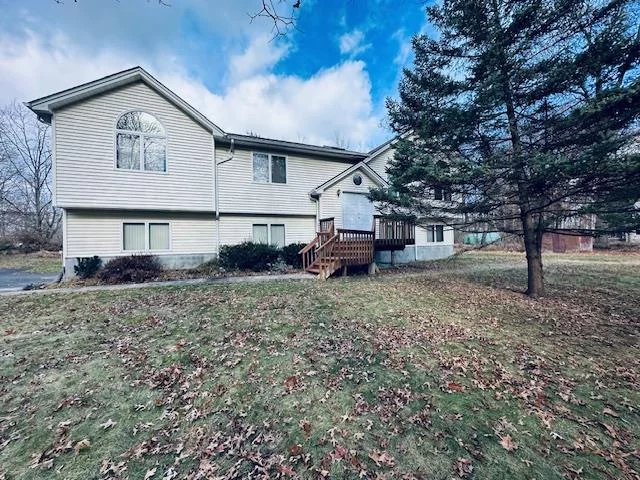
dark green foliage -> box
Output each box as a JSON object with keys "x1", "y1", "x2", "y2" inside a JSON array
[
  {"x1": 280, "y1": 242, "x2": 306, "y2": 268},
  {"x1": 74, "y1": 256, "x2": 102, "y2": 279},
  {"x1": 98, "y1": 255, "x2": 162, "y2": 284},
  {"x1": 373, "y1": 0, "x2": 640, "y2": 296},
  {"x1": 219, "y1": 242, "x2": 281, "y2": 271}
]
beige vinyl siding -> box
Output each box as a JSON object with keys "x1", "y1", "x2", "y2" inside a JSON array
[
  {"x1": 366, "y1": 147, "x2": 394, "y2": 181},
  {"x1": 55, "y1": 82, "x2": 214, "y2": 211},
  {"x1": 218, "y1": 215, "x2": 316, "y2": 246},
  {"x1": 216, "y1": 146, "x2": 354, "y2": 215},
  {"x1": 319, "y1": 168, "x2": 381, "y2": 229},
  {"x1": 65, "y1": 209, "x2": 216, "y2": 258}
]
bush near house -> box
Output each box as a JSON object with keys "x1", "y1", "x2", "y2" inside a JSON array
[
  {"x1": 280, "y1": 242, "x2": 307, "y2": 269},
  {"x1": 219, "y1": 242, "x2": 281, "y2": 271},
  {"x1": 98, "y1": 255, "x2": 162, "y2": 284},
  {"x1": 73, "y1": 256, "x2": 102, "y2": 278}
]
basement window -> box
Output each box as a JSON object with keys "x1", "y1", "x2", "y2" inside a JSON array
[{"x1": 427, "y1": 225, "x2": 445, "y2": 243}]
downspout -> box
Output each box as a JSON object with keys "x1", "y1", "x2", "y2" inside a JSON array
[
  {"x1": 310, "y1": 191, "x2": 321, "y2": 232},
  {"x1": 215, "y1": 137, "x2": 234, "y2": 256}
]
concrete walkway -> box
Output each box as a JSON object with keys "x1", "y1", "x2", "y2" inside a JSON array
[{"x1": 0, "y1": 272, "x2": 315, "y2": 297}]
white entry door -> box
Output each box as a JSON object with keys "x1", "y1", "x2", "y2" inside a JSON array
[{"x1": 342, "y1": 192, "x2": 374, "y2": 231}]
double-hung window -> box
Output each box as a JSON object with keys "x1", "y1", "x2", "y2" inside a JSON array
[
  {"x1": 253, "y1": 152, "x2": 287, "y2": 183},
  {"x1": 116, "y1": 111, "x2": 167, "y2": 172},
  {"x1": 433, "y1": 187, "x2": 452, "y2": 201},
  {"x1": 426, "y1": 225, "x2": 445, "y2": 242},
  {"x1": 252, "y1": 224, "x2": 285, "y2": 247},
  {"x1": 123, "y1": 222, "x2": 170, "y2": 251}
]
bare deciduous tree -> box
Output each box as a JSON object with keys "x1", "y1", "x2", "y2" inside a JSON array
[{"x1": 0, "y1": 102, "x2": 61, "y2": 246}]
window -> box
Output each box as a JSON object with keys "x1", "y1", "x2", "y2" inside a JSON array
[
  {"x1": 252, "y1": 224, "x2": 269, "y2": 244},
  {"x1": 270, "y1": 224, "x2": 285, "y2": 247},
  {"x1": 252, "y1": 223, "x2": 286, "y2": 246},
  {"x1": 252, "y1": 152, "x2": 287, "y2": 183},
  {"x1": 427, "y1": 225, "x2": 445, "y2": 242},
  {"x1": 149, "y1": 223, "x2": 170, "y2": 250},
  {"x1": 123, "y1": 223, "x2": 145, "y2": 251},
  {"x1": 123, "y1": 222, "x2": 170, "y2": 251},
  {"x1": 433, "y1": 187, "x2": 452, "y2": 201},
  {"x1": 116, "y1": 111, "x2": 166, "y2": 172}
]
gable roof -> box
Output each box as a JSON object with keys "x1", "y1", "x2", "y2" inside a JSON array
[
  {"x1": 25, "y1": 66, "x2": 225, "y2": 136},
  {"x1": 312, "y1": 161, "x2": 388, "y2": 194}
]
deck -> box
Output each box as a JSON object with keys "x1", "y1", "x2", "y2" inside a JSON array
[{"x1": 299, "y1": 216, "x2": 415, "y2": 279}]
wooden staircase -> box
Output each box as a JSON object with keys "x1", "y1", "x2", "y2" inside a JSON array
[{"x1": 299, "y1": 217, "x2": 376, "y2": 279}]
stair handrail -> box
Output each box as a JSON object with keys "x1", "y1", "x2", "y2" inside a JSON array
[{"x1": 299, "y1": 236, "x2": 319, "y2": 271}]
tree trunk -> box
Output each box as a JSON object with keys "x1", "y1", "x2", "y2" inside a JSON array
[{"x1": 522, "y1": 213, "x2": 544, "y2": 297}]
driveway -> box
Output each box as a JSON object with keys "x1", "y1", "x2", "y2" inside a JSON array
[{"x1": 0, "y1": 268, "x2": 58, "y2": 291}]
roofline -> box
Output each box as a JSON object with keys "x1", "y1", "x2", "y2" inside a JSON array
[
  {"x1": 313, "y1": 161, "x2": 388, "y2": 193},
  {"x1": 25, "y1": 66, "x2": 226, "y2": 135},
  {"x1": 218, "y1": 133, "x2": 369, "y2": 161}
]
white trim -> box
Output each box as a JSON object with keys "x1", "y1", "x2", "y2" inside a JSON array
[
  {"x1": 313, "y1": 161, "x2": 387, "y2": 193},
  {"x1": 251, "y1": 151, "x2": 288, "y2": 185},
  {"x1": 51, "y1": 115, "x2": 57, "y2": 205},
  {"x1": 251, "y1": 222, "x2": 287, "y2": 246},
  {"x1": 26, "y1": 67, "x2": 226, "y2": 136},
  {"x1": 121, "y1": 220, "x2": 172, "y2": 253}
]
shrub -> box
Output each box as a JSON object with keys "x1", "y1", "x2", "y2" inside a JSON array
[
  {"x1": 280, "y1": 242, "x2": 307, "y2": 268},
  {"x1": 74, "y1": 256, "x2": 102, "y2": 278},
  {"x1": 98, "y1": 255, "x2": 162, "y2": 284},
  {"x1": 190, "y1": 258, "x2": 222, "y2": 276},
  {"x1": 219, "y1": 242, "x2": 281, "y2": 271}
]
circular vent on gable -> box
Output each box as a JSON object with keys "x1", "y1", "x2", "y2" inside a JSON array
[{"x1": 353, "y1": 174, "x2": 363, "y2": 186}]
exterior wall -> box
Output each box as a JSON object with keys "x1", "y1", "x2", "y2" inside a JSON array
[
  {"x1": 218, "y1": 215, "x2": 316, "y2": 246},
  {"x1": 377, "y1": 224, "x2": 455, "y2": 264},
  {"x1": 366, "y1": 147, "x2": 394, "y2": 181},
  {"x1": 64, "y1": 209, "x2": 217, "y2": 272},
  {"x1": 319, "y1": 168, "x2": 382, "y2": 229},
  {"x1": 216, "y1": 146, "x2": 353, "y2": 215},
  {"x1": 55, "y1": 82, "x2": 214, "y2": 212}
]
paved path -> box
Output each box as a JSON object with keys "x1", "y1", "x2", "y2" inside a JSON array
[
  {"x1": 0, "y1": 268, "x2": 58, "y2": 292},
  {"x1": 0, "y1": 272, "x2": 315, "y2": 297}
]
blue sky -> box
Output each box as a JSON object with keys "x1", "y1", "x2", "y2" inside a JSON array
[{"x1": 0, "y1": 0, "x2": 431, "y2": 150}]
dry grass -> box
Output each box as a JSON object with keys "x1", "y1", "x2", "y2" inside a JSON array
[
  {"x1": 0, "y1": 251, "x2": 62, "y2": 274},
  {"x1": 0, "y1": 252, "x2": 638, "y2": 479}
]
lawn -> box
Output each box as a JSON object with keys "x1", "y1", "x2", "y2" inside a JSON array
[
  {"x1": 0, "y1": 252, "x2": 62, "y2": 274},
  {"x1": 1, "y1": 252, "x2": 638, "y2": 479}
]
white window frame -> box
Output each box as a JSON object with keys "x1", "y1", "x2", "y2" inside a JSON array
[
  {"x1": 114, "y1": 110, "x2": 168, "y2": 174},
  {"x1": 252, "y1": 152, "x2": 288, "y2": 184},
  {"x1": 426, "y1": 224, "x2": 445, "y2": 243},
  {"x1": 121, "y1": 221, "x2": 172, "y2": 252},
  {"x1": 252, "y1": 223, "x2": 286, "y2": 246}
]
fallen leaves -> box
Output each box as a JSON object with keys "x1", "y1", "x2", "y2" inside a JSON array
[
  {"x1": 144, "y1": 467, "x2": 157, "y2": 479},
  {"x1": 99, "y1": 419, "x2": 117, "y2": 430},
  {"x1": 74, "y1": 438, "x2": 91, "y2": 454},
  {"x1": 454, "y1": 457, "x2": 474, "y2": 478},
  {"x1": 499, "y1": 435, "x2": 518, "y2": 452},
  {"x1": 368, "y1": 450, "x2": 395, "y2": 467}
]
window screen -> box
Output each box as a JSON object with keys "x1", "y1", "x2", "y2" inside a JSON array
[
  {"x1": 253, "y1": 224, "x2": 269, "y2": 244},
  {"x1": 270, "y1": 224, "x2": 285, "y2": 247},
  {"x1": 252, "y1": 153, "x2": 270, "y2": 183},
  {"x1": 123, "y1": 223, "x2": 145, "y2": 250},
  {"x1": 271, "y1": 156, "x2": 287, "y2": 183},
  {"x1": 149, "y1": 223, "x2": 170, "y2": 250}
]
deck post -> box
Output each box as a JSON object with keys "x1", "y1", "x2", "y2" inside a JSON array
[
  {"x1": 342, "y1": 264, "x2": 348, "y2": 277},
  {"x1": 368, "y1": 262, "x2": 378, "y2": 275}
]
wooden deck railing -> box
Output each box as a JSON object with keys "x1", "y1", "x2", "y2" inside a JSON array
[
  {"x1": 374, "y1": 216, "x2": 415, "y2": 249},
  {"x1": 334, "y1": 229, "x2": 375, "y2": 266},
  {"x1": 299, "y1": 237, "x2": 318, "y2": 271},
  {"x1": 319, "y1": 217, "x2": 335, "y2": 234}
]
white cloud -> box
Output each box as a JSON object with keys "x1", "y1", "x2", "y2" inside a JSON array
[
  {"x1": 338, "y1": 29, "x2": 371, "y2": 57},
  {"x1": 228, "y1": 34, "x2": 290, "y2": 81},
  {"x1": 0, "y1": 29, "x2": 385, "y2": 149}
]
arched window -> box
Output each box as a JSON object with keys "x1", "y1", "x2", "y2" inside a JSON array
[{"x1": 116, "y1": 111, "x2": 166, "y2": 172}]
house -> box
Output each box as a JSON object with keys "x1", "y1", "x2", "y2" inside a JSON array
[{"x1": 26, "y1": 67, "x2": 454, "y2": 277}]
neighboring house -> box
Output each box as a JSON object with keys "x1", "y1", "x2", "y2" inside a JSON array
[{"x1": 26, "y1": 67, "x2": 454, "y2": 277}]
